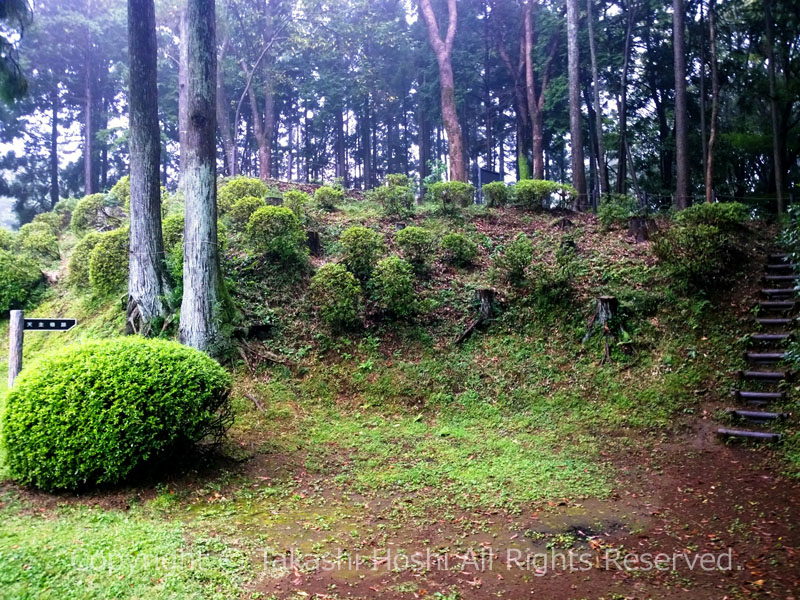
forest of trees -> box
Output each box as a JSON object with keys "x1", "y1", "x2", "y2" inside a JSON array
[{"x1": 0, "y1": 0, "x2": 798, "y2": 224}]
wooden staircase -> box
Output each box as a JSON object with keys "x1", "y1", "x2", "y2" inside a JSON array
[{"x1": 718, "y1": 251, "x2": 794, "y2": 443}]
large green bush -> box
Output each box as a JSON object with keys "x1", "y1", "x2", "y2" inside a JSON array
[
  {"x1": 282, "y1": 190, "x2": 312, "y2": 221},
  {"x1": 229, "y1": 196, "x2": 265, "y2": 230},
  {"x1": 598, "y1": 194, "x2": 640, "y2": 230},
  {"x1": 396, "y1": 226, "x2": 435, "y2": 270},
  {"x1": 675, "y1": 201, "x2": 749, "y2": 231},
  {"x1": 70, "y1": 193, "x2": 111, "y2": 234},
  {"x1": 53, "y1": 196, "x2": 79, "y2": 217},
  {"x1": 339, "y1": 225, "x2": 384, "y2": 281},
  {"x1": 246, "y1": 205, "x2": 307, "y2": 263},
  {"x1": 493, "y1": 233, "x2": 535, "y2": 284},
  {"x1": 67, "y1": 231, "x2": 103, "y2": 290},
  {"x1": 441, "y1": 232, "x2": 478, "y2": 266},
  {"x1": 89, "y1": 227, "x2": 130, "y2": 296},
  {"x1": 482, "y1": 181, "x2": 509, "y2": 207},
  {"x1": 31, "y1": 211, "x2": 65, "y2": 235},
  {"x1": 514, "y1": 180, "x2": 577, "y2": 209},
  {"x1": 218, "y1": 177, "x2": 269, "y2": 213},
  {"x1": 0, "y1": 250, "x2": 43, "y2": 313},
  {"x1": 1, "y1": 337, "x2": 232, "y2": 491},
  {"x1": 314, "y1": 185, "x2": 344, "y2": 210},
  {"x1": 368, "y1": 174, "x2": 415, "y2": 217},
  {"x1": 653, "y1": 223, "x2": 742, "y2": 292},
  {"x1": 0, "y1": 228, "x2": 16, "y2": 251},
  {"x1": 109, "y1": 175, "x2": 131, "y2": 208},
  {"x1": 162, "y1": 213, "x2": 185, "y2": 252},
  {"x1": 370, "y1": 256, "x2": 416, "y2": 318},
  {"x1": 428, "y1": 181, "x2": 475, "y2": 213},
  {"x1": 309, "y1": 263, "x2": 362, "y2": 330},
  {"x1": 16, "y1": 222, "x2": 59, "y2": 260}
]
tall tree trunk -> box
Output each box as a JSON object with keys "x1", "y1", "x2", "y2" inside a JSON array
[
  {"x1": 216, "y1": 39, "x2": 237, "y2": 176},
  {"x1": 764, "y1": 0, "x2": 784, "y2": 214},
  {"x1": 49, "y1": 87, "x2": 59, "y2": 209},
  {"x1": 419, "y1": 0, "x2": 467, "y2": 182},
  {"x1": 179, "y1": 0, "x2": 227, "y2": 354},
  {"x1": 127, "y1": 0, "x2": 172, "y2": 335},
  {"x1": 524, "y1": 1, "x2": 544, "y2": 179},
  {"x1": 673, "y1": 0, "x2": 690, "y2": 209},
  {"x1": 566, "y1": 0, "x2": 588, "y2": 208},
  {"x1": 616, "y1": 5, "x2": 634, "y2": 195},
  {"x1": 336, "y1": 108, "x2": 346, "y2": 183},
  {"x1": 418, "y1": 103, "x2": 430, "y2": 184},
  {"x1": 178, "y1": 8, "x2": 189, "y2": 184},
  {"x1": 704, "y1": 0, "x2": 719, "y2": 204},
  {"x1": 83, "y1": 51, "x2": 95, "y2": 195},
  {"x1": 699, "y1": 0, "x2": 708, "y2": 181},
  {"x1": 586, "y1": 0, "x2": 609, "y2": 196},
  {"x1": 261, "y1": 81, "x2": 274, "y2": 179},
  {"x1": 362, "y1": 94, "x2": 371, "y2": 187}
]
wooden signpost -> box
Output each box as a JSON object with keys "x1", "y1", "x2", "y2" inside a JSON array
[{"x1": 7, "y1": 310, "x2": 77, "y2": 389}]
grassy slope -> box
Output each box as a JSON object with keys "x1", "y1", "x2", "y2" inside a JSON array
[{"x1": 0, "y1": 200, "x2": 789, "y2": 599}]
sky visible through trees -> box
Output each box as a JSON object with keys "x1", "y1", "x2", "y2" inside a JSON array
[{"x1": 0, "y1": 0, "x2": 798, "y2": 225}]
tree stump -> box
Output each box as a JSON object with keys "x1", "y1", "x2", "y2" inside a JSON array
[
  {"x1": 553, "y1": 217, "x2": 575, "y2": 230},
  {"x1": 454, "y1": 288, "x2": 496, "y2": 345},
  {"x1": 265, "y1": 195, "x2": 283, "y2": 206},
  {"x1": 628, "y1": 217, "x2": 656, "y2": 243},
  {"x1": 582, "y1": 295, "x2": 622, "y2": 364},
  {"x1": 306, "y1": 230, "x2": 323, "y2": 257}
]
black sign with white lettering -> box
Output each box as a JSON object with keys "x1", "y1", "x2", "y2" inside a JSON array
[{"x1": 24, "y1": 318, "x2": 77, "y2": 331}]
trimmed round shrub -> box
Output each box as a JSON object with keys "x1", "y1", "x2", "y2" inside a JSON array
[
  {"x1": 218, "y1": 176, "x2": 269, "y2": 213},
  {"x1": 162, "y1": 213, "x2": 185, "y2": 252},
  {"x1": 441, "y1": 232, "x2": 478, "y2": 266},
  {"x1": 514, "y1": 180, "x2": 577, "y2": 209},
  {"x1": 282, "y1": 190, "x2": 312, "y2": 221},
  {"x1": 67, "y1": 231, "x2": 103, "y2": 290},
  {"x1": 246, "y1": 205, "x2": 307, "y2": 263},
  {"x1": 109, "y1": 175, "x2": 131, "y2": 208},
  {"x1": 370, "y1": 256, "x2": 415, "y2": 318},
  {"x1": 70, "y1": 193, "x2": 109, "y2": 234},
  {"x1": 16, "y1": 222, "x2": 59, "y2": 260},
  {"x1": 89, "y1": 227, "x2": 130, "y2": 296},
  {"x1": 494, "y1": 233, "x2": 534, "y2": 284},
  {"x1": 0, "y1": 249, "x2": 42, "y2": 313},
  {"x1": 32, "y1": 211, "x2": 64, "y2": 235},
  {"x1": 53, "y1": 196, "x2": 79, "y2": 216},
  {"x1": 482, "y1": 181, "x2": 509, "y2": 207},
  {"x1": 368, "y1": 175, "x2": 415, "y2": 217},
  {"x1": 675, "y1": 201, "x2": 748, "y2": 231},
  {"x1": 315, "y1": 185, "x2": 344, "y2": 210},
  {"x1": 1, "y1": 337, "x2": 232, "y2": 491},
  {"x1": 310, "y1": 263, "x2": 362, "y2": 330},
  {"x1": 0, "y1": 228, "x2": 16, "y2": 251},
  {"x1": 428, "y1": 181, "x2": 475, "y2": 213},
  {"x1": 598, "y1": 194, "x2": 640, "y2": 230},
  {"x1": 339, "y1": 225, "x2": 384, "y2": 281},
  {"x1": 396, "y1": 226, "x2": 435, "y2": 269},
  {"x1": 229, "y1": 196, "x2": 264, "y2": 230}
]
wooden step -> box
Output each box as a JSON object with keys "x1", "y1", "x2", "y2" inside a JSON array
[
  {"x1": 717, "y1": 428, "x2": 782, "y2": 441},
  {"x1": 761, "y1": 288, "x2": 796, "y2": 297},
  {"x1": 756, "y1": 317, "x2": 794, "y2": 326},
  {"x1": 738, "y1": 369, "x2": 789, "y2": 382},
  {"x1": 766, "y1": 263, "x2": 798, "y2": 272},
  {"x1": 732, "y1": 390, "x2": 785, "y2": 405},
  {"x1": 744, "y1": 352, "x2": 786, "y2": 363},
  {"x1": 726, "y1": 409, "x2": 788, "y2": 421},
  {"x1": 763, "y1": 275, "x2": 799, "y2": 283},
  {"x1": 749, "y1": 333, "x2": 792, "y2": 343},
  {"x1": 768, "y1": 253, "x2": 790, "y2": 261},
  {"x1": 757, "y1": 300, "x2": 796, "y2": 310}
]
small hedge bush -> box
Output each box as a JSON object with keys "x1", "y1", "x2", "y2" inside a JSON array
[
  {"x1": 53, "y1": 196, "x2": 79, "y2": 216},
  {"x1": 396, "y1": 226, "x2": 435, "y2": 270},
  {"x1": 16, "y1": 222, "x2": 59, "y2": 260},
  {"x1": 162, "y1": 213, "x2": 185, "y2": 252},
  {"x1": 598, "y1": 194, "x2": 640, "y2": 230},
  {"x1": 482, "y1": 181, "x2": 509, "y2": 207},
  {"x1": 441, "y1": 232, "x2": 478, "y2": 266},
  {"x1": 1, "y1": 337, "x2": 232, "y2": 491},
  {"x1": 229, "y1": 196, "x2": 265, "y2": 229},
  {"x1": 675, "y1": 201, "x2": 749, "y2": 231},
  {"x1": 653, "y1": 223, "x2": 742, "y2": 292},
  {"x1": 70, "y1": 193, "x2": 109, "y2": 234},
  {"x1": 0, "y1": 249, "x2": 42, "y2": 313},
  {"x1": 368, "y1": 174, "x2": 415, "y2": 217},
  {"x1": 514, "y1": 180, "x2": 577, "y2": 209},
  {"x1": 31, "y1": 211, "x2": 64, "y2": 235},
  {"x1": 0, "y1": 228, "x2": 16, "y2": 251},
  {"x1": 67, "y1": 231, "x2": 102, "y2": 289},
  {"x1": 339, "y1": 225, "x2": 384, "y2": 281},
  {"x1": 494, "y1": 233, "x2": 535, "y2": 284},
  {"x1": 109, "y1": 175, "x2": 131, "y2": 208},
  {"x1": 282, "y1": 190, "x2": 312, "y2": 221},
  {"x1": 89, "y1": 227, "x2": 130, "y2": 296},
  {"x1": 370, "y1": 256, "x2": 415, "y2": 318},
  {"x1": 428, "y1": 181, "x2": 474, "y2": 213},
  {"x1": 315, "y1": 185, "x2": 344, "y2": 210},
  {"x1": 218, "y1": 177, "x2": 268, "y2": 213},
  {"x1": 309, "y1": 263, "x2": 362, "y2": 330},
  {"x1": 246, "y1": 205, "x2": 307, "y2": 263}
]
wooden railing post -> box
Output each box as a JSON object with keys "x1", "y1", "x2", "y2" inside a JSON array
[{"x1": 8, "y1": 309, "x2": 23, "y2": 389}]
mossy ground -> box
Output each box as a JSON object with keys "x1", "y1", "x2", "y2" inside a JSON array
[{"x1": 1, "y1": 201, "x2": 798, "y2": 598}]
